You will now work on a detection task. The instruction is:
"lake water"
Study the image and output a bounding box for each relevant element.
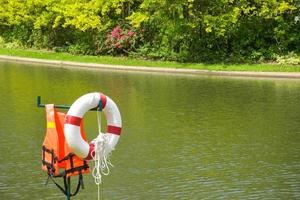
[0,61,300,199]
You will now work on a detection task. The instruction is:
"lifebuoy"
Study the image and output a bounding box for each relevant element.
[64,92,122,160]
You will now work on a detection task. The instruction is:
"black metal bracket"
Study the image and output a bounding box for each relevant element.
[37,96,101,111]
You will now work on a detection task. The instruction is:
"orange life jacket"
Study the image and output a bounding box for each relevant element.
[42,104,90,177]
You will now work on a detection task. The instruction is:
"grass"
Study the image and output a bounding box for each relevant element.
[0,47,300,72]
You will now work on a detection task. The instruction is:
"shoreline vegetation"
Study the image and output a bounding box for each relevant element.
[1,48,300,78]
[1,1,299,67]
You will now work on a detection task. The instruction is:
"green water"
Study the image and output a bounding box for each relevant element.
[0,61,300,200]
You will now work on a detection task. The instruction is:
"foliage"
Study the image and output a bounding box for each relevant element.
[102,26,143,55]
[0,36,5,47]
[68,43,93,55]
[276,52,300,65]
[0,0,299,63]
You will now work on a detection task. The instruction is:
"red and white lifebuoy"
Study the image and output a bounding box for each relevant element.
[64,92,122,160]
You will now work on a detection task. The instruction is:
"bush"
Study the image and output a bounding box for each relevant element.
[130,43,181,62]
[276,52,300,65]
[53,46,68,53]
[0,36,5,47]
[68,43,93,55]
[3,41,23,49]
[0,36,23,49]
[102,26,143,55]
[28,30,51,49]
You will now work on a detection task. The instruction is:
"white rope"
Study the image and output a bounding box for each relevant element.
[91,108,113,200]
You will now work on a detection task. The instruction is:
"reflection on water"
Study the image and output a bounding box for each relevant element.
[0,61,300,199]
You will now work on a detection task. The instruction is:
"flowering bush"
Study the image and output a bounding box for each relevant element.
[103,26,143,55]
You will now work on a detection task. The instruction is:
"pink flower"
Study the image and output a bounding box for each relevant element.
[128,30,135,37]
[111,26,122,38]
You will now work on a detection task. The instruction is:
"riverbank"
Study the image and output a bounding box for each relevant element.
[1,55,300,79]
[0,48,300,78]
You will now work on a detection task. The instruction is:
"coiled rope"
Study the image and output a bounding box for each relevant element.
[91,107,113,200]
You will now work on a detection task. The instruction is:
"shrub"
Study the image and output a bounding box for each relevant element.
[68,43,93,55]
[276,52,300,65]
[103,26,143,55]
[0,36,5,47]
[53,46,68,53]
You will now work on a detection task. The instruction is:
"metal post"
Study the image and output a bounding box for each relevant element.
[66,177,71,200]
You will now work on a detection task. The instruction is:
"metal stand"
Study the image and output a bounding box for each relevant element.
[66,177,71,200]
[37,96,100,111]
[38,95,97,200]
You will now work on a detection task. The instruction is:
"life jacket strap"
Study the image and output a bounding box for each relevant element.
[42,146,89,177]
[46,173,84,198]
[42,146,88,199]
[42,146,58,175]
[56,153,89,177]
